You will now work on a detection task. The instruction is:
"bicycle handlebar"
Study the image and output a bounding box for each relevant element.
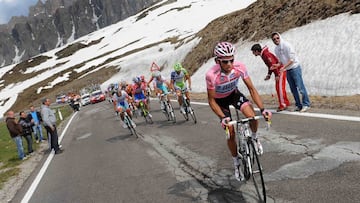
[227,116,262,126]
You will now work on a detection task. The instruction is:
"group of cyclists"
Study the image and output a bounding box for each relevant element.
[106,41,273,182]
[107,62,192,128]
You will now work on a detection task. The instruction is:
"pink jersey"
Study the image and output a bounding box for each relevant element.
[206,61,249,98]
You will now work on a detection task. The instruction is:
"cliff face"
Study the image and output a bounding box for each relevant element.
[0,0,159,67]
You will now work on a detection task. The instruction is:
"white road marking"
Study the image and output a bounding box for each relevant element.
[21,112,78,203]
[191,101,360,122]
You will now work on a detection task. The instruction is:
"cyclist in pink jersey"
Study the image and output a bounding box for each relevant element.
[206,41,272,181]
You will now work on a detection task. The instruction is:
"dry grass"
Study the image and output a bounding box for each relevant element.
[190,93,360,112]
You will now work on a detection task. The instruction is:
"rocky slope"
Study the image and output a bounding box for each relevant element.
[0,0,160,67]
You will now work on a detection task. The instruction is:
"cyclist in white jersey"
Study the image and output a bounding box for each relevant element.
[206,42,271,181]
[112,88,135,128]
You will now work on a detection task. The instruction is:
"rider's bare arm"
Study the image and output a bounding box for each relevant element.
[185,74,191,89]
[207,89,226,119]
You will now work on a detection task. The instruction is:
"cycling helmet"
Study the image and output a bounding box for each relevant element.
[174,63,183,71]
[133,76,141,83]
[152,71,161,77]
[214,42,235,58]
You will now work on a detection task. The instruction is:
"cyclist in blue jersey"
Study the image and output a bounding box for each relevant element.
[147,71,172,111]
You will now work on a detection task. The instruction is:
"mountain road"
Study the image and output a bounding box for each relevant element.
[12,99,360,203]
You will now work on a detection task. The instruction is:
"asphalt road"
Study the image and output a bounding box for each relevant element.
[12,99,360,203]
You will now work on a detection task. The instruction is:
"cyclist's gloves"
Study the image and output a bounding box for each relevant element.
[261,109,272,121]
[221,117,231,129]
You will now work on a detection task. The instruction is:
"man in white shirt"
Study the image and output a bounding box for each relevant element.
[271,32,311,112]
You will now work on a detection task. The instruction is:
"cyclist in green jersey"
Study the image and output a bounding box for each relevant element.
[170,63,192,114]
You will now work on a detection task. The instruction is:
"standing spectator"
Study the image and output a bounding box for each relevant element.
[271,32,311,112]
[5,110,27,160]
[28,105,44,143]
[19,111,34,155]
[251,43,290,111]
[41,98,63,154]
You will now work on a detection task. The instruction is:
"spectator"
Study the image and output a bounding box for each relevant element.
[5,110,27,160]
[271,32,311,112]
[41,98,63,154]
[28,105,45,143]
[251,43,290,111]
[19,111,34,155]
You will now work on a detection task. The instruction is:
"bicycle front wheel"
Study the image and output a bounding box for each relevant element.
[188,106,197,124]
[144,110,153,124]
[249,140,266,202]
[167,104,176,123]
[124,116,138,138]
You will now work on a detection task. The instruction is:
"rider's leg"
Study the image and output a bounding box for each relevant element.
[176,89,183,106]
[126,108,132,119]
[118,107,125,121]
[240,103,258,133]
[185,90,191,103]
[241,103,263,154]
[227,125,238,157]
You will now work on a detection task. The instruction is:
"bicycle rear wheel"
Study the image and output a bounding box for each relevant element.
[249,140,266,202]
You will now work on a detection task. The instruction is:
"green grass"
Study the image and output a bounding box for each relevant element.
[0,104,73,189]
[0,168,20,189]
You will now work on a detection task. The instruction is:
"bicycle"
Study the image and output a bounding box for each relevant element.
[160,93,176,123]
[226,112,271,203]
[122,111,138,138]
[179,89,197,124]
[138,100,153,124]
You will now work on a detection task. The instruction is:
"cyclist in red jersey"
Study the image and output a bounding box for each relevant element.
[206,42,272,181]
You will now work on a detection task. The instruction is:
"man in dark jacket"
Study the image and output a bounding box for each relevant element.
[5,110,27,160]
[19,111,34,155]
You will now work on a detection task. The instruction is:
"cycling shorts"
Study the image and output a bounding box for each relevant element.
[215,89,250,119]
[117,101,129,110]
[157,84,168,94]
[174,82,186,91]
[134,93,147,102]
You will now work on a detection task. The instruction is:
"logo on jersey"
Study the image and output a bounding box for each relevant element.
[215,78,239,93]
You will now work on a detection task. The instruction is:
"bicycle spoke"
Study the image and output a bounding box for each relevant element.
[249,141,266,202]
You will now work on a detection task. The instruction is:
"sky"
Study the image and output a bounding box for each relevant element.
[0,0,40,24]
[0,0,359,118]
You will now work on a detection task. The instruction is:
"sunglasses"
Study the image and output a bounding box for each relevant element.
[272,37,280,41]
[219,59,234,64]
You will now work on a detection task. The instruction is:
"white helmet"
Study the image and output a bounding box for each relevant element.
[214,42,235,58]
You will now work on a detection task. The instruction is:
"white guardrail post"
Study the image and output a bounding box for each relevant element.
[58,108,63,121]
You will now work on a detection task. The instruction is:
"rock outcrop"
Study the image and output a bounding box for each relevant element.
[0,0,159,67]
